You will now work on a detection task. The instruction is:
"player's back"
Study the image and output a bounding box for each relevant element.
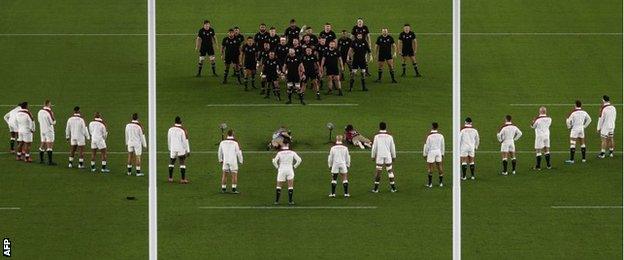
[498,123,521,142]
[329,144,349,165]
[567,109,590,129]
[532,116,551,136]
[37,109,54,132]
[89,120,107,141]
[15,111,33,131]
[459,127,479,148]
[425,131,445,152]
[66,115,86,138]
[125,121,143,144]
[599,105,617,128]
[274,149,300,170]
[218,139,240,163]
[372,131,395,157]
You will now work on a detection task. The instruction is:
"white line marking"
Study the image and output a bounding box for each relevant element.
[199,206,377,209]
[206,103,358,107]
[0,207,21,210]
[551,206,622,209]
[0,104,54,107]
[0,32,620,36]
[0,150,608,155]
[510,103,623,107]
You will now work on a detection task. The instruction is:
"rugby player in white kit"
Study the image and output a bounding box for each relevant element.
[371,122,397,193]
[37,100,56,165]
[596,95,617,158]
[328,135,351,197]
[218,130,243,193]
[12,102,36,162]
[272,139,302,205]
[459,117,479,180]
[565,100,592,164]
[423,122,445,187]
[531,107,552,170]
[168,116,191,183]
[125,113,147,176]
[497,115,522,175]
[65,106,90,169]
[88,112,109,173]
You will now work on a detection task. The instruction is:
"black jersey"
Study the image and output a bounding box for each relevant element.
[257,49,270,63]
[235,34,245,45]
[222,36,241,56]
[300,40,316,52]
[316,44,329,59]
[376,35,395,54]
[338,37,352,55]
[304,33,318,45]
[399,31,416,51]
[284,26,301,43]
[275,44,290,63]
[302,54,318,75]
[254,31,269,47]
[242,45,257,62]
[351,25,370,39]
[290,45,303,58]
[350,39,370,60]
[285,55,302,80]
[263,58,280,75]
[198,28,216,47]
[319,30,336,42]
[322,49,340,67]
[266,35,280,49]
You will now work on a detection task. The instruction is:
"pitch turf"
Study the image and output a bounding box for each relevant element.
[461,0,623,258]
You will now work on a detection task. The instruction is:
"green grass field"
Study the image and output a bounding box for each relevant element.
[461,0,623,258]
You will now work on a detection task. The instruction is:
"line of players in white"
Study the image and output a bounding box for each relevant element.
[4,95,617,204]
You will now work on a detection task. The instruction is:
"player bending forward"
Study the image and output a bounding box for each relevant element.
[4,102,23,153]
[423,122,445,187]
[328,135,351,197]
[12,102,35,162]
[65,106,90,168]
[168,116,190,183]
[497,115,522,175]
[531,107,552,170]
[125,113,147,176]
[597,95,617,158]
[37,100,56,165]
[272,140,302,205]
[459,117,479,180]
[371,122,397,193]
[565,100,591,164]
[218,130,243,193]
[88,112,109,173]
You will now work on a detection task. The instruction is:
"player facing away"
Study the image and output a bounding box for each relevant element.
[347,33,371,91]
[4,103,23,153]
[195,20,217,77]
[597,95,617,158]
[397,24,421,77]
[302,47,321,100]
[88,112,109,173]
[221,29,242,84]
[423,122,445,187]
[37,100,56,165]
[12,102,35,162]
[531,107,552,170]
[459,117,479,180]
[125,113,147,176]
[262,51,281,100]
[168,116,191,183]
[374,28,398,83]
[283,48,306,105]
[565,100,592,164]
[65,106,90,168]
[320,41,344,96]
[240,37,258,91]
[218,130,243,193]
[371,122,398,193]
[497,115,523,175]
[272,140,302,205]
[328,135,351,198]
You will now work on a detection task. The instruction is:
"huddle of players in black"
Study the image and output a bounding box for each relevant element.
[195,18,422,105]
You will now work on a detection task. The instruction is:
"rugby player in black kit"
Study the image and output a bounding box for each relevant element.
[283,49,306,105]
[319,23,337,43]
[302,47,321,100]
[320,41,344,96]
[351,18,371,76]
[221,29,243,84]
[240,37,258,91]
[254,23,269,48]
[374,28,398,83]
[262,51,281,100]
[195,20,218,77]
[398,24,421,77]
[284,19,301,45]
[347,33,370,91]
[337,30,352,80]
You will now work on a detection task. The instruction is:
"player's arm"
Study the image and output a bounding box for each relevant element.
[29,117,36,132]
[185,136,191,155]
[239,46,244,64]
[320,57,325,74]
[345,150,351,168]
[195,37,201,51]
[327,151,332,168]
[397,39,402,56]
[413,38,418,56]
[441,135,445,156]
[475,131,480,150]
[236,143,243,164]
[298,63,305,79]
[422,141,428,158]
[124,126,129,146]
[3,111,10,124]
[293,153,302,168]
[338,57,344,72]
[584,113,592,128]
[374,44,379,60]
[272,156,279,169]
[496,130,503,143]
[141,129,147,148]
[514,128,523,141]
[392,42,397,57]
[83,120,90,140]
[65,119,71,140]
[220,38,226,59]
[390,137,397,158]
[217,143,223,162]
[347,47,353,61]
[370,137,377,159]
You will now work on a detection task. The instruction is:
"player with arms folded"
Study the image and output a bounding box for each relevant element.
[218,130,243,193]
[459,117,479,180]
[168,116,190,183]
[88,112,109,173]
[65,106,89,168]
[272,139,302,205]
[565,100,591,164]
[37,100,56,165]
[531,107,552,170]
[423,122,445,187]
[328,135,351,198]
[596,95,617,158]
[125,113,147,176]
[371,122,397,193]
[497,115,522,175]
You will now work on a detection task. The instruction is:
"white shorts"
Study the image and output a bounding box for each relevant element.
[330,163,348,174]
[570,128,585,139]
[17,132,33,143]
[222,162,239,173]
[500,141,516,153]
[534,135,550,149]
[70,138,86,146]
[40,131,55,143]
[600,128,614,138]
[169,150,186,159]
[127,144,142,155]
[426,150,443,163]
[375,156,392,165]
[277,169,294,182]
[459,146,475,157]
[91,139,107,150]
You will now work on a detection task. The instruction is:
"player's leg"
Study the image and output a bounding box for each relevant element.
[426,162,434,187]
[243,69,250,90]
[234,63,242,84]
[275,181,284,204]
[510,151,517,174]
[460,156,468,180]
[126,151,134,175]
[23,141,32,162]
[15,135,23,160]
[329,172,338,197]
[360,69,368,91]
[387,59,397,83]
[326,75,334,94]
[100,148,108,172]
[135,152,143,176]
[468,156,476,179]
[341,172,350,197]
[376,61,384,82]
[90,148,98,172]
[179,155,188,183]
[313,79,321,99]
[534,148,542,170]
[168,154,177,182]
[77,145,85,169]
[349,69,356,91]
[501,151,509,175]
[69,144,77,168]
[38,140,46,163]
[197,55,206,77]
[401,56,407,77]
[543,147,551,169]
[209,55,217,76]
[333,75,343,96]
[287,178,295,205]
[566,137,576,163]
[272,80,281,100]
[372,164,382,192]
[296,83,305,105]
[410,56,421,77]
[436,161,444,186]
[608,135,615,157]
[286,82,293,104]
[9,131,17,153]
[579,138,587,162]
[46,140,55,165]
[231,171,238,193]
[386,163,398,192]
[222,61,231,84]
[221,166,228,192]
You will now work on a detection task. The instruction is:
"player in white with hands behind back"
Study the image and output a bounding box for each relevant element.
[125,113,147,176]
[531,107,552,171]
[218,129,243,193]
[497,115,522,175]
[88,112,109,173]
[423,122,445,187]
[37,100,56,165]
[328,135,351,198]
[596,95,617,158]
[371,122,397,193]
[168,116,191,183]
[272,139,301,205]
[65,106,90,169]
[565,100,591,164]
[459,117,479,180]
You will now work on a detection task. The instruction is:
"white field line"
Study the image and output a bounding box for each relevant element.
[0,150,608,155]
[206,103,358,107]
[510,103,623,107]
[551,206,622,209]
[0,207,21,210]
[0,32,621,36]
[198,206,377,209]
[0,104,54,107]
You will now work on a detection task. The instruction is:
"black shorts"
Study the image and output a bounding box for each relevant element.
[378,52,393,62]
[200,46,214,56]
[244,59,256,70]
[401,48,414,57]
[325,65,339,76]
[352,58,367,70]
[265,73,278,82]
[304,72,318,81]
[224,54,240,65]
[287,74,300,83]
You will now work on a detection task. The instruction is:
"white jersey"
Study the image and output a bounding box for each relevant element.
[497,123,522,143]
[423,130,445,156]
[88,118,108,142]
[272,149,302,171]
[65,114,90,141]
[566,108,591,131]
[4,106,20,130]
[597,103,617,131]
[531,115,551,137]
[37,107,56,133]
[371,130,396,159]
[168,124,191,154]
[328,142,351,168]
[13,110,36,133]
[125,120,147,147]
[218,137,243,165]
[459,125,479,150]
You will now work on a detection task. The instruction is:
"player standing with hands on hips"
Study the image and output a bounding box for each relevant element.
[125,113,147,176]
[459,117,479,180]
[565,100,591,164]
[272,139,302,205]
[497,115,522,175]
